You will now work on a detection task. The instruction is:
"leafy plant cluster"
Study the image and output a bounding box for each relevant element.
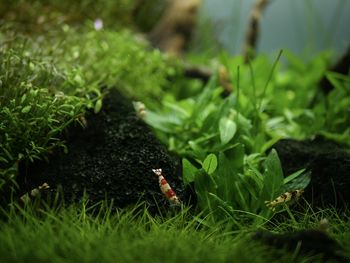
[144,51,350,225]
[316,72,350,146]
[258,51,350,145]
[0,24,176,194]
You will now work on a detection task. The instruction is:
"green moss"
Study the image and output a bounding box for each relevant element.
[0,23,178,193]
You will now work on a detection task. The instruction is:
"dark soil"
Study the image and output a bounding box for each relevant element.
[273,138,350,209]
[18,88,189,212]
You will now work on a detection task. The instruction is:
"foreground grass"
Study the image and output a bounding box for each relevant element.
[0,203,349,263]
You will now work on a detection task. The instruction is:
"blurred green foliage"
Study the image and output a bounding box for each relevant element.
[0,0,136,32]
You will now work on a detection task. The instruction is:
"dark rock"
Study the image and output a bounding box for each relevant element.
[273,138,350,209]
[252,230,348,262]
[18,88,188,212]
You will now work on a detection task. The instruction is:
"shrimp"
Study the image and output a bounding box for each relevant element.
[265,189,303,211]
[152,168,181,205]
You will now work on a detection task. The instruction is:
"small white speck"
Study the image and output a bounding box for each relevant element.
[94,19,103,31]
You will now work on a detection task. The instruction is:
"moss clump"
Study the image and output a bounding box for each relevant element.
[0,44,91,200]
[0,23,178,197]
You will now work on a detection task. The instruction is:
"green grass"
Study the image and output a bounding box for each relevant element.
[0,202,349,263]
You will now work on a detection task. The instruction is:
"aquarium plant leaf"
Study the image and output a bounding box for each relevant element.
[219,116,237,145]
[202,153,218,175]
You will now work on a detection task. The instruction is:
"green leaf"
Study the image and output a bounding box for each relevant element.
[225,143,244,171]
[20,94,27,104]
[219,117,237,145]
[213,144,244,203]
[233,180,250,210]
[163,101,190,118]
[261,149,284,202]
[283,171,311,192]
[21,105,32,113]
[283,168,306,184]
[94,99,103,113]
[208,192,234,214]
[0,156,9,164]
[1,147,14,161]
[144,111,174,133]
[194,168,217,210]
[188,141,206,160]
[182,158,198,185]
[202,153,218,175]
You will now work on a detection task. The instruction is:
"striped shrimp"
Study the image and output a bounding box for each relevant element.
[265,189,304,211]
[152,168,181,205]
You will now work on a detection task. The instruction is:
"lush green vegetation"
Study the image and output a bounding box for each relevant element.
[1,0,350,262]
[0,23,175,194]
[144,51,350,225]
[0,202,349,263]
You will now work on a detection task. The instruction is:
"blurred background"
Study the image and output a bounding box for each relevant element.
[1,0,349,59]
[195,0,350,58]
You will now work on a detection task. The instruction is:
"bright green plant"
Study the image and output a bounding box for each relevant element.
[182,148,310,226]
[15,24,177,104]
[144,54,314,225]
[145,49,349,153]
[0,21,177,195]
[0,44,94,182]
[52,26,175,102]
[144,50,349,225]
